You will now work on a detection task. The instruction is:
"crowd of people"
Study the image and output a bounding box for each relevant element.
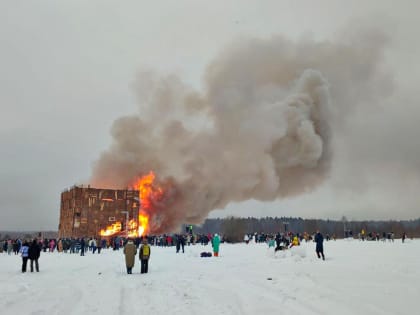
[242,230,411,261]
[0,229,410,273]
[356,230,402,242]
[1,239,42,273]
[244,231,328,246]
[243,231,326,259]
[0,232,224,274]
[0,237,109,256]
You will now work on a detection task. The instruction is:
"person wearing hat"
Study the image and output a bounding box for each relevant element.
[212,233,221,257]
[123,238,137,274]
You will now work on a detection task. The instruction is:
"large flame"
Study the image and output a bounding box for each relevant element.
[137,214,149,237]
[99,171,160,237]
[134,171,162,236]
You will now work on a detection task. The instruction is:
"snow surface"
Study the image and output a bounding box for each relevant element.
[1,239,419,315]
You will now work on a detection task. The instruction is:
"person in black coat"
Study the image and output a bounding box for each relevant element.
[275,233,281,248]
[314,231,325,260]
[28,239,41,272]
[80,238,86,256]
[176,235,185,253]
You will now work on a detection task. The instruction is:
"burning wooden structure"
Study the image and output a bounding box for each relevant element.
[58,186,140,238]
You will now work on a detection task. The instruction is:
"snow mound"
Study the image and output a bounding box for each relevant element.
[273,250,287,259]
[290,246,307,259]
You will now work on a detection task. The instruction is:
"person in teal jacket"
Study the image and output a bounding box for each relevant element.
[212,234,221,257]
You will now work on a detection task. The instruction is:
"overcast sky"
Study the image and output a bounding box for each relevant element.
[1,1,420,231]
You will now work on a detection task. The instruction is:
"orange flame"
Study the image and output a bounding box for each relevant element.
[98,171,160,237]
[134,171,160,236]
[137,172,156,210]
[99,222,122,236]
[138,214,149,237]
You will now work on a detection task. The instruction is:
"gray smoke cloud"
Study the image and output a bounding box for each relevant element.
[91,29,390,233]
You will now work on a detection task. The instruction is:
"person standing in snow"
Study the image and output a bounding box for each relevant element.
[20,241,30,272]
[57,239,63,252]
[212,233,221,257]
[314,231,325,260]
[123,239,137,274]
[244,234,249,244]
[290,235,300,248]
[102,238,108,250]
[176,235,185,253]
[91,238,97,254]
[175,235,181,253]
[96,238,102,254]
[80,238,86,256]
[49,239,55,252]
[13,240,20,255]
[275,233,282,248]
[28,239,41,272]
[7,239,12,255]
[139,238,151,274]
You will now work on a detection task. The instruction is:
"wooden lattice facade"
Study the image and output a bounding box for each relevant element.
[58,186,139,238]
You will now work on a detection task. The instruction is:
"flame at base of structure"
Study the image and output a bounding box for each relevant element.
[99,222,122,236]
[99,171,157,238]
[99,214,149,238]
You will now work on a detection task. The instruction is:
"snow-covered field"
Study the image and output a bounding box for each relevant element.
[1,239,419,315]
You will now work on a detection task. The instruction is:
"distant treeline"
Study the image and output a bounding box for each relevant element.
[3,216,420,241]
[187,217,420,242]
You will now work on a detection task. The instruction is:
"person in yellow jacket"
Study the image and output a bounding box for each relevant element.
[290,236,300,248]
[139,237,151,274]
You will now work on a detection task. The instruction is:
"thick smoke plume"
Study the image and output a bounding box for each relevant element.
[91,31,389,233]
